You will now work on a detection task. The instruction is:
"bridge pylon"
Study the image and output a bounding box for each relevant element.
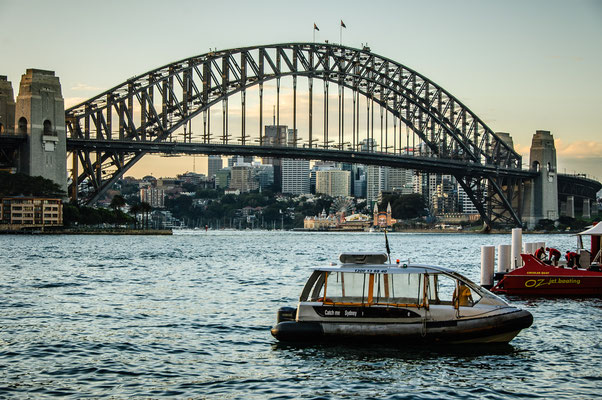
[15,69,67,195]
[523,130,559,228]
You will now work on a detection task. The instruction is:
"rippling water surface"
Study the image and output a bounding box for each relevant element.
[1,231,601,399]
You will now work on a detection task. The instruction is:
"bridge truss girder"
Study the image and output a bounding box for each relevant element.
[66,43,526,227]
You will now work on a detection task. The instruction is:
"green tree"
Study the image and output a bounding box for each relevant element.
[130,203,142,228]
[0,171,65,197]
[379,193,427,220]
[62,204,80,227]
[110,194,126,210]
[140,202,152,229]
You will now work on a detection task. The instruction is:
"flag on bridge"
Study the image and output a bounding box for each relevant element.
[314,23,319,31]
[341,20,346,28]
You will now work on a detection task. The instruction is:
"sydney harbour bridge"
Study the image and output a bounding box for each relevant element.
[2,42,599,228]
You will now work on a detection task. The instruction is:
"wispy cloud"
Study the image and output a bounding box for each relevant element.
[71,83,103,92]
[555,139,602,159]
[64,97,87,108]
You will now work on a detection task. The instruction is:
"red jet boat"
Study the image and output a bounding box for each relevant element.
[491,254,602,296]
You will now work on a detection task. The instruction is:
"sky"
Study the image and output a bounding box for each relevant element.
[1,0,601,180]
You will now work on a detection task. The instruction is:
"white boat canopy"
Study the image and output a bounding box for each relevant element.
[577,223,602,236]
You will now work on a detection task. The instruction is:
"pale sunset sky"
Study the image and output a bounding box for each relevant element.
[1,0,600,180]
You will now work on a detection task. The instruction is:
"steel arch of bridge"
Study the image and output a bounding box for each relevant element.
[66,42,531,227]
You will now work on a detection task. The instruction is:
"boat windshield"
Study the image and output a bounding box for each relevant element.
[300,270,482,308]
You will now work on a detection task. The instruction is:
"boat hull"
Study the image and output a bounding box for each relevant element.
[271,309,533,344]
[492,255,602,296]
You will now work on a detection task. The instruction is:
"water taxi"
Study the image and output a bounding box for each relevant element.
[271,253,533,344]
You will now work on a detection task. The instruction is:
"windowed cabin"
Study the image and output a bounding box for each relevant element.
[299,267,482,309]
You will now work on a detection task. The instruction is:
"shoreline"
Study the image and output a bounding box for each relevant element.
[0,229,173,235]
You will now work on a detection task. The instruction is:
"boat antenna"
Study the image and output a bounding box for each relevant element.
[384,229,391,264]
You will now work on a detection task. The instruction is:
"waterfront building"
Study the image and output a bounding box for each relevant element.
[373,202,396,228]
[0,197,62,229]
[339,213,372,231]
[282,159,310,195]
[315,169,351,197]
[303,209,338,230]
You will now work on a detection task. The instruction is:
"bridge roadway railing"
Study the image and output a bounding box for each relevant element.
[67,138,535,179]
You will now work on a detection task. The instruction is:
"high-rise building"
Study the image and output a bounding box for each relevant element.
[366,165,387,208]
[229,165,259,192]
[251,163,274,190]
[262,124,289,192]
[353,165,367,198]
[457,183,480,215]
[215,168,231,189]
[387,168,413,194]
[282,159,310,195]
[431,176,457,215]
[228,156,253,168]
[309,161,337,194]
[316,169,351,197]
[205,155,223,178]
[140,187,165,208]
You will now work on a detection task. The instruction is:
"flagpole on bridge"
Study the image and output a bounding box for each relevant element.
[340,20,346,45]
[313,23,319,42]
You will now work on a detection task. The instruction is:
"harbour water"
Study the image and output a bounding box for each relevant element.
[1,231,601,399]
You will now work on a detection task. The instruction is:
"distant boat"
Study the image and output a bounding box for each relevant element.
[491,254,602,296]
[271,252,533,344]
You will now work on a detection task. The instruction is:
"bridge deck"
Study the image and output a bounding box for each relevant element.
[67,138,537,179]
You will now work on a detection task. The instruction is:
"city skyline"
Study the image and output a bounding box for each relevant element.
[2,0,600,179]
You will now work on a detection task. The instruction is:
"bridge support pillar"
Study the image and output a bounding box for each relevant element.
[583,198,590,219]
[522,130,559,228]
[16,69,67,195]
[566,196,575,218]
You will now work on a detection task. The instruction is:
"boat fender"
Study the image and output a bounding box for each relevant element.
[270,321,324,341]
[276,306,297,323]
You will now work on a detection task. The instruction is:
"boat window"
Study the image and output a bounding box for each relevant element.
[427,274,482,307]
[318,272,369,303]
[457,281,482,306]
[428,274,456,305]
[373,272,423,306]
[307,271,427,306]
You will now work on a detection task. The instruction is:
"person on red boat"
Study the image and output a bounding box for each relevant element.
[546,247,561,266]
[534,247,546,261]
[566,251,580,269]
